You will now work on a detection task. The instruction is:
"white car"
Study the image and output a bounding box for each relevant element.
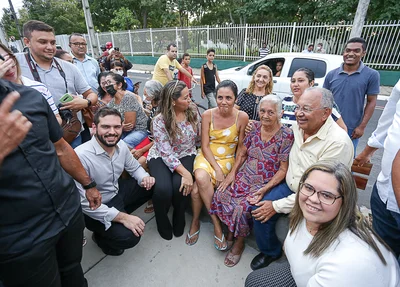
[218,53,343,99]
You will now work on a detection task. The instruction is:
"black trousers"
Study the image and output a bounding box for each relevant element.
[0,209,87,287]
[84,177,152,251]
[148,155,195,240]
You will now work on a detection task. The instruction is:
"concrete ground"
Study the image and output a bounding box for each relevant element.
[81,64,394,286]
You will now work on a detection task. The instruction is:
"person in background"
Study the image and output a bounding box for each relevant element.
[69,33,100,93]
[187,80,248,250]
[275,60,283,77]
[55,49,74,63]
[110,61,137,95]
[152,43,196,86]
[147,80,200,240]
[210,95,293,267]
[246,161,400,287]
[104,49,132,77]
[282,68,347,131]
[316,43,326,54]
[324,37,379,152]
[201,48,221,109]
[302,44,314,53]
[0,43,62,125]
[235,65,273,121]
[259,42,270,58]
[178,53,193,95]
[105,72,148,149]
[97,71,112,103]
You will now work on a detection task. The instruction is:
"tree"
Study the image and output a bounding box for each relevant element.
[1,8,20,39]
[110,7,141,31]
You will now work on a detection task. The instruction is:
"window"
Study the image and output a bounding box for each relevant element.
[247,58,285,76]
[288,58,327,78]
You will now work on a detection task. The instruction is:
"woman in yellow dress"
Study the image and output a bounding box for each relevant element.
[186,80,249,249]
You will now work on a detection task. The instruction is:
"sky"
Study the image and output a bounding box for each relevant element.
[0,0,24,18]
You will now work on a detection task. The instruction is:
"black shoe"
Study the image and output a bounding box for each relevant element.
[250,252,282,270]
[91,233,124,256]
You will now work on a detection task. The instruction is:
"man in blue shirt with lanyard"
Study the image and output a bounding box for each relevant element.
[16,20,98,148]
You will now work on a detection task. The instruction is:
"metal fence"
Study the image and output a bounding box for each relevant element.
[56,20,400,70]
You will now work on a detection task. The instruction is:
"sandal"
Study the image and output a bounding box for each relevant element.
[224,247,245,267]
[227,240,234,251]
[185,229,200,246]
[214,234,228,251]
[144,203,154,213]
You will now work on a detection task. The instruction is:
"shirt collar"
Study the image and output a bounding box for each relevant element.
[339,61,365,74]
[29,52,57,69]
[70,52,89,62]
[90,135,120,156]
[296,116,334,144]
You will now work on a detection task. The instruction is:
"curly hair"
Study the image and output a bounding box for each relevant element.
[245,65,273,95]
[158,80,198,141]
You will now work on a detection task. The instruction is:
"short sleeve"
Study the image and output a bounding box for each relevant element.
[278,128,294,162]
[367,70,380,95]
[158,56,170,69]
[323,71,332,89]
[236,89,247,106]
[175,60,182,70]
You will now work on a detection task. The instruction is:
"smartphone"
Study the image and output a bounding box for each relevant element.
[114,47,120,51]
[60,93,74,103]
[0,54,5,61]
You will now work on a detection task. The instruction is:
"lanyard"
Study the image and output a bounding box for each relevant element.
[24,51,68,94]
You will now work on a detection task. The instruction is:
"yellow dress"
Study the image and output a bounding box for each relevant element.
[194,110,239,185]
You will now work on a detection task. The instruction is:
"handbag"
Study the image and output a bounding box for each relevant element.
[61,112,81,143]
[81,100,107,127]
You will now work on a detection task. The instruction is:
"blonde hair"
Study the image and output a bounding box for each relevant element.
[246,65,273,95]
[158,80,198,141]
[0,43,21,79]
[290,161,390,264]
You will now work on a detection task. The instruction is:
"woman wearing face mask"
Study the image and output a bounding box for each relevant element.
[106,72,148,149]
[235,65,274,121]
[282,68,347,131]
[97,71,113,103]
[111,62,136,94]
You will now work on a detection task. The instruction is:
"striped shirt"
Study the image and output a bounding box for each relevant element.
[21,76,59,115]
[259,47,270,58]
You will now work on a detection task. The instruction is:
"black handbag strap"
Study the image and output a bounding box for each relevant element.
[24,51,68,94]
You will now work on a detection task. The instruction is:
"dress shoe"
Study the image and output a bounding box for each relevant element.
[92,233,124,256]
[250,252,282,270]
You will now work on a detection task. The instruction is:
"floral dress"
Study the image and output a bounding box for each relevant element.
[210,122,294,237]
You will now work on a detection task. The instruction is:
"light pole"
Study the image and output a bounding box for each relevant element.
[81,0,99,57]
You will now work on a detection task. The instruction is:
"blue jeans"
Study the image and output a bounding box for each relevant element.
[347,129,359,155]
[122,130,148,149]
[370,182,400,264]
[70,134,82,149]
[252,182,293,258]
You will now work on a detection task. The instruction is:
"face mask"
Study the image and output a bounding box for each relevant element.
[106,84,117,96]
[112,69,124,76]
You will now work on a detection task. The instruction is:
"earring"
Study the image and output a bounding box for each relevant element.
[173,102,176,106]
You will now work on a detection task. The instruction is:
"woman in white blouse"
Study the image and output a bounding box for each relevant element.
[246,161,400,287]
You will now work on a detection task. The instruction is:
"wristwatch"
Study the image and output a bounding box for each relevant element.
[83,180,96,190]
[86,99,92,107]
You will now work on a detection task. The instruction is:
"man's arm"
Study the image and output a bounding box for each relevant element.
[352,95,377,139]
[200,66,205,98]
[0,91,32,166]
[162,68,174,81]
[54,138,101,209]
[215,64,221,84]
[392,149,400,208]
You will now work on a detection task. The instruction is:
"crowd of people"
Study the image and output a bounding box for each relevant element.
[0,18,399,287]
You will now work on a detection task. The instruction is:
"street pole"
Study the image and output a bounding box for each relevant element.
[350,0,371,38]
[0,24,8,45]
[81,0,99,57]
[8,0,23,39]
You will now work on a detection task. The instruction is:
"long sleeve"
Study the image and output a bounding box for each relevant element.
[122,142,150,184]
[367,81,400,149]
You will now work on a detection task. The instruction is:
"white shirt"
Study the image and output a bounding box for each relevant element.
[285,220,400,287]
[366,80,400,213]
[74,136,150,230]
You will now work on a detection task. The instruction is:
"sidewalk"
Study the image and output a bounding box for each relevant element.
[128,64,393,98]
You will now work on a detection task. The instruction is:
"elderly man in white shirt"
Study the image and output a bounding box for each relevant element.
[250,87,353,271]
[356,79,400,263]
[74,107,155,256]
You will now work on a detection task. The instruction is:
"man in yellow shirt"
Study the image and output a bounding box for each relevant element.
[153,43,196,86]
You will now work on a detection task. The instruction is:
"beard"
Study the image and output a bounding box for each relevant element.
[95,131,122,147]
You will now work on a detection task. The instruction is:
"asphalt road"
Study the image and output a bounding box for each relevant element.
[129,72,386,209]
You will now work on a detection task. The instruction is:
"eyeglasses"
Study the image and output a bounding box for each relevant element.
[299,182,342,205]
[70,42,87,47]
[294,105,326,114]
[105,80,116,85]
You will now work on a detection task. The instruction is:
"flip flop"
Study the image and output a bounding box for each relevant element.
[185,229,200,246]
[214,234,228,251]
[224,247,245,267]
[144,203,154,213]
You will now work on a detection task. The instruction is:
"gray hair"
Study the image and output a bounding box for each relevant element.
[144,80,163,102]
[305,87,334,109]
[258,94,282,122]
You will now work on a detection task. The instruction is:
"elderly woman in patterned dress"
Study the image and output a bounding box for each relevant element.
[210,94,294,267]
